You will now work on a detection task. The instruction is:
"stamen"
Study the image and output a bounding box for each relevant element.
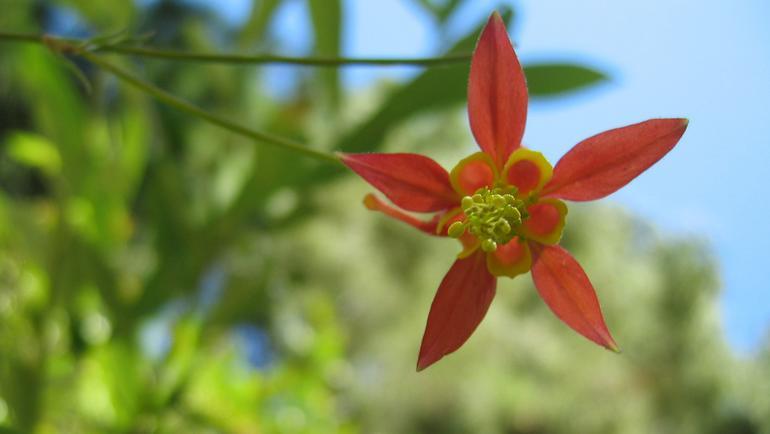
[447,221,466,238]
[448,187,529,251]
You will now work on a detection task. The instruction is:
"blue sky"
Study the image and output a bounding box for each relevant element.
[203,0,770,352]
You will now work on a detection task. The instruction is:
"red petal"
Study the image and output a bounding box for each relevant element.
[363,194,442,235]
[340,152,459,212]
[542,119,688,201]
[417,250,496,371]
[530,244,619,351]
[468,12,528,170]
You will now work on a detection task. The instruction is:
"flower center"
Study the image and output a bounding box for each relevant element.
[447,187,529,252]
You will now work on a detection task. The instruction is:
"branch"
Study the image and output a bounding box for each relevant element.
[0,31,471,67]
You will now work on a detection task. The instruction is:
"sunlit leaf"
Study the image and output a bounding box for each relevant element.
[76,342,146,429]
[5,132,62,176]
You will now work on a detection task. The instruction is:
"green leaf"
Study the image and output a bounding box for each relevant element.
[524,63,608,97]
[237,0,284,49]
[14,46,86,164]
[414,0,464,23]
[308,0,343,107]
[157,316,203,405]
[76,342,146,429]
[5,132,62,176]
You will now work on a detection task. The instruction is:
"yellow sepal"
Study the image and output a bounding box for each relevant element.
[486,238,532,278]
[449,152,498,196]
[520,199,568,245]
[502,148,553,195]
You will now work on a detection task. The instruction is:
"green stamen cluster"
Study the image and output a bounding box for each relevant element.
[447,187,529,252]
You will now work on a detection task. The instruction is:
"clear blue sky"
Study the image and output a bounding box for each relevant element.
[203,0,770,353]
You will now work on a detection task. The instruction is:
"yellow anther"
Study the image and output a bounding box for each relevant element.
[497,220,511,235]
[461,196,475,210]
[447,221,466,238]
[503,205,520,220]
[481,239,498,252]
[491,194,506,208]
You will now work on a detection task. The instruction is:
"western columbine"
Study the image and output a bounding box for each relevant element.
[340,12,688,371]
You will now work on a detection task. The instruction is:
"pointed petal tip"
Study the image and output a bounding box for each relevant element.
[603,337,621,353]
[671,117,689,136]
[416,357,430,372]
[417,350,443,372]
[665,117,689,132]
[591,333,621,354]
[668,118,689,129]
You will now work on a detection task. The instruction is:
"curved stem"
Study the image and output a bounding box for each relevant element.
[0,31,471,67]
[0,31,40,43]
[77,50,342,164]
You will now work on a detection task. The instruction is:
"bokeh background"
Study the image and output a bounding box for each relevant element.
[1,0,769,433]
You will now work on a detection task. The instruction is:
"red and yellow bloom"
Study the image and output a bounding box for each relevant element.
[340,12,688,371]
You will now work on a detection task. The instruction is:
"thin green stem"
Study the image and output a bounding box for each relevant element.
[0,31,471,67]
[77,50,341,164]
[103,45,471,66]
[0,31,41,44]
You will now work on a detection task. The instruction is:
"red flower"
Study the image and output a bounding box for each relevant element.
[339,12,688,371]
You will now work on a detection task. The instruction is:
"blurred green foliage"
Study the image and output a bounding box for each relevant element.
[523,64,607,98]
[0,1,768,433]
